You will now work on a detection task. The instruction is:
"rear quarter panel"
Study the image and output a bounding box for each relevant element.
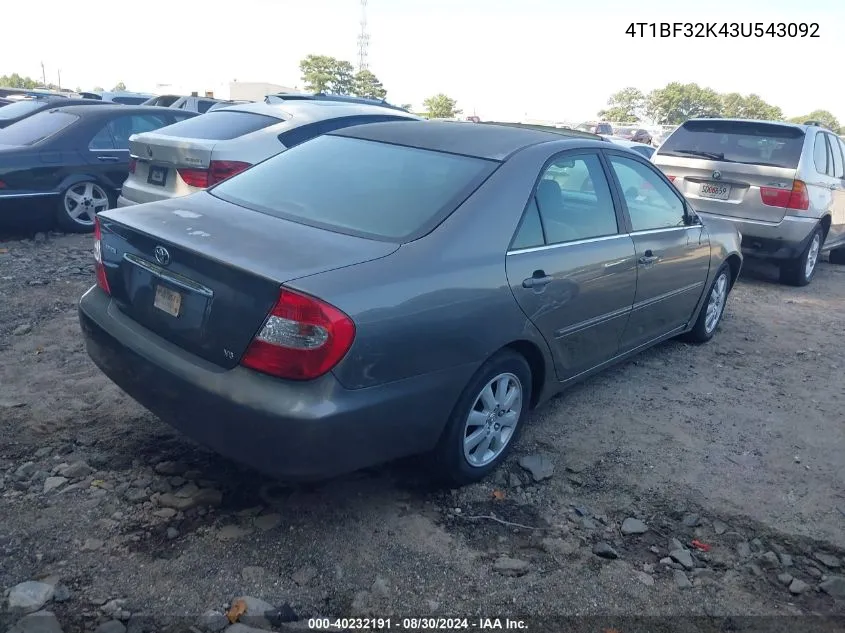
[289,142,567,394]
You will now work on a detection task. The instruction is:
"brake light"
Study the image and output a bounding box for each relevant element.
[93,216,111,295]
[241,288,355,380]
[667,175,676,182]
[128,157,137,174]
[0,179,6,189]
[177,167,209,188]
[208,160,251,186]
[760,180,810,210]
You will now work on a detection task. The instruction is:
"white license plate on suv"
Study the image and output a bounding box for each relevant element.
[699,182,731,200]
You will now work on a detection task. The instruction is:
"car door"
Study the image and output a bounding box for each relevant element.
[823,133,845,248]
[87,113,169,189]
[606,151,711,352]
[506,151,638,382]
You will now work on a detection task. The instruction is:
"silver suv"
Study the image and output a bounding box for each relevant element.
[653,118,845,285]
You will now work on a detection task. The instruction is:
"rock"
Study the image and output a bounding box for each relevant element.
[153,508,177,519]
[101,599,131,620]
[542,537,579,557]
[158,488,222,510]
[779,553,794,568]
[241,566,267,583]
[7,611,64,633]
[169,476,186,487]
[660,557,673,565]
[52,586,71,603]
[819,576,845,598]
[8,582,56,613]
[175,482,200,498]
[371,576,391,598]
[166,527,179,540]
[292,565,317,586]
[518,454,554,482]
[493,556,530,576]
[592,542,618,560]
[154,461,187,476]
[750,538,764,552]
[232,596,275,629]
[217,525,252,541]
[807,566,823,579]
[567,474,584,486]
[264,604,298,627]
[760,551,781,569]
[634,571,655,586]
[736,542,752,558]
[254,514,282,532]
[713,520,728,535]
[13,324,33,336]
[58,462,93,479]
[15,462,37,479]
[670,538,685,552]
[82,538,104,551]
[789,578,809,595]
[581,517,597,530]
[643,563,655,573]
[198,610,229,632]
[621,518,648,535]
[94,622,126,633]
[34,447,53,459]
[747,563,764,578]
[674,570,692,589]
[682,513,700,527]
[42,477,68,494]
[814,552,842,569]
[184,469,203,480]
[670,549,694,570]
[777,573,794,586]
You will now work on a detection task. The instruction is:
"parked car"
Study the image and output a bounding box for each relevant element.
[0,105,197,232]
[263,92,411,113]
[117,100,421,207]
[603,136,655,159]
[92,91,157,105]
[141,94,225,113]
[80,121,741,485]
[577,121,613,135]
[614,126,653,145]
[0,97,109,129]
[207,100,252,112]
[652,127,676,148]
[653,118,845,284]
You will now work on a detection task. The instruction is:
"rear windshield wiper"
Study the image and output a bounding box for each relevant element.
[661,149,730,161]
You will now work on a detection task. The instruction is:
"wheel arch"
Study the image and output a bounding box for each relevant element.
[56,173,118,198]
[502,339,550,409]
[820,214,832,244]
[724,253,742,288]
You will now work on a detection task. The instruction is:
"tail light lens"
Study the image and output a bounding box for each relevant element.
[760,180,810,210]
[128,157,137,174]
[667,175,676,182]
[0,179,7,189]
[93,216,111,295]
[177,161,251,190]
[241,288,355,381]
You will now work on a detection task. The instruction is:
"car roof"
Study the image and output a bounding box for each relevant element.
[221,100,421,123]
[685,117,811,131]
[332,120,605,161]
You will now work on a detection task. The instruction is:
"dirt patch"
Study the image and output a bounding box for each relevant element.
[1,232,844,632]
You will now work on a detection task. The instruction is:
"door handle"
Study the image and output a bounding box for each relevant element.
[522,271,553,289]
[638,249,659,266]
[97,155,120,162]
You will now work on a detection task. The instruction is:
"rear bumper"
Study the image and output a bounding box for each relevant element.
[78,286,473,480]
[696,212,818,260]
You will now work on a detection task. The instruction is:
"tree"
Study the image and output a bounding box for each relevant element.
[720,93,783,120]
[423,93,461,119]
[112,81,126,91]
[93,86,105,92]
[299,55,356,95]
[598,87,645,122]
[789,110,841,133]
[646,82,722,124]
[352,70,387,100]
[0,73,39,89]
[399,103,413,111]
[331,60,355,95]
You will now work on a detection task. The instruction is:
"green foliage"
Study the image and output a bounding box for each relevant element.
[598,87,645,123]
[299,55,383,97]
[399,103,413,111]
[112,81,126,91]
[720,93,783,120]
[646,82,722,124]
[423,93,462,119]
[0,73,40,89]
[352,69,386,100]
[788,110,841,133]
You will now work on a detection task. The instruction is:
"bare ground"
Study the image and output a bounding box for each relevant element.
[1,231,844,632]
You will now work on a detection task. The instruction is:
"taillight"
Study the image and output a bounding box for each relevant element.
[93,216,111,295]
[177,167,210,188]
[760,180,810,211]
[240,288,355,381]
[0,179,6,189]
[128,157,137,174]
[667,175,676,182]
[208,160,251,186]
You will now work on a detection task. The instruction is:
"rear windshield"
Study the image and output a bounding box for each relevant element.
[0,100,43,120]
[657,120,805,168]
[155,110,280,140]
[0,111,78,146]
[211,134,497,242]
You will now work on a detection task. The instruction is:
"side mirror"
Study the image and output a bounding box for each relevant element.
[684,204,700,225]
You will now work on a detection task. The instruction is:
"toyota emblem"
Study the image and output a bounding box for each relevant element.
[154,246,171,266]
[712,170,722,180]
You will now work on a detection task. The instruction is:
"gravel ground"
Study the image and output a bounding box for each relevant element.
[1,231,844,633]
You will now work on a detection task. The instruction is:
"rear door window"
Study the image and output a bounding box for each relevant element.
[658,120,805,169]
[827,133,844,178]
[153,110,281,140]
[609,154,686,231]
[112,96,148,105]
[197,100,216,113]
[813,132,831,175]
[107,114,169,149]
[0,111,78,146]
[211,134,497,242]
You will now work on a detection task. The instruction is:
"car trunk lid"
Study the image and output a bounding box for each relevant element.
[96,192,398,369]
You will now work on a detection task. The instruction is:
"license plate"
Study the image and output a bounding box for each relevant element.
[699,182,731,200]
[147,165,168,187]
[153,285,182,317]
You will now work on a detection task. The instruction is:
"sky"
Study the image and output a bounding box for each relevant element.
[2,0,844,124]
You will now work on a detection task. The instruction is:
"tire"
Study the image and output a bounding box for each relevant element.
[829,247,845,265]
[56,180,114,233]
[683,263,731,344]
[429,349,532,486]
[779,225,823,287]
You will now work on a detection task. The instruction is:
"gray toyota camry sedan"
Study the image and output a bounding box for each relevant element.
[79,121,742,485]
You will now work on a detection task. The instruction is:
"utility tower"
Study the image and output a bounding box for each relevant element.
[357,0,370,72]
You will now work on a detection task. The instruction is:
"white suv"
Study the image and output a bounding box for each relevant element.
[653,118,845,286]
[118,100,420,207]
